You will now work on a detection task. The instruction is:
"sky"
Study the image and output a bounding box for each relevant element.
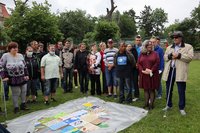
[1,0,200,26]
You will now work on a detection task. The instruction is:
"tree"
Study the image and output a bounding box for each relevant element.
[138,5,153,37]
[151,8,168,36]
[94,20,120,42]
[0,26,11,45]
[59,9,95,44]
[4,0,63,51]
[106,0,117,21]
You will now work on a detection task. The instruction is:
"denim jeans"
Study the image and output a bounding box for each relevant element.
[62,67,73,92]
[3,81,9,100]
[118,77,132,103]
[105,67,117,87]
[133,69,139,98]
[44,78,58,96]
[157,72,163,97]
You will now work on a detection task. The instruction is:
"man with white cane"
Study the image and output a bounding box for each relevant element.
[162,31,193,116]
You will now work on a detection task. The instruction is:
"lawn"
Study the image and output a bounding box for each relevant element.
[0,60,200,133]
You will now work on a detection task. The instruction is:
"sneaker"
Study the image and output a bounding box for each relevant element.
[44,101,49,105]
[180,110,186,115]
[75,86,78,89]
[14,107,20,114]
[51,98,57,102]
[113,95,118,99]
[162,106,172,111]
[20,103,29,110]
[132,98,139,102]
[107,94,112,98]
[156,96,162,99]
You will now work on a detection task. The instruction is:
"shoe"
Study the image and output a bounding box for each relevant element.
[162,106,172,111]
[118,100,124,104]
[156,96,162,99]
[113,95,118,99]
[31,100,37,104]
[26,100,31,104]
[20,103,29,110]
[180,110,186,115]
[51,98,57,102]
[14,107,20,114]
[44,101,49,105]
[106,94,112,98]
[132,98,139,102]
[75,86,78,89]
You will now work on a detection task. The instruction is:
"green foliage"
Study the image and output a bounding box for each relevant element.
[138,5,153,38]
[94,20,120,42]
[151,8,168,36]
[0,26,11,45]
[4,0,63,51]
[58,9,95,44]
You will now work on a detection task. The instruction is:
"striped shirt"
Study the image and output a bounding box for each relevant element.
[104,47,118,66]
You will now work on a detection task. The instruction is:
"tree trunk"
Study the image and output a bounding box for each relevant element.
[106,0,117,21]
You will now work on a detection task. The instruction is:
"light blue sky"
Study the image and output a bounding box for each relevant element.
[1,0,199,26]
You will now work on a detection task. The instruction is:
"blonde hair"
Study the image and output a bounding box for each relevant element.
[141,40,151,54]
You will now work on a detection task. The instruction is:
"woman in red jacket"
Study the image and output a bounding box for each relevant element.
[138,40,160,110]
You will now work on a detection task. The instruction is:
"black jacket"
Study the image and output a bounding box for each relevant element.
[74,50,89,71]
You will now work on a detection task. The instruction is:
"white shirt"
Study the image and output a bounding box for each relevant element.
[41,53,62,79]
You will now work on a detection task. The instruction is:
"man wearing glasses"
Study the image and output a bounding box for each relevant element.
[162,31,194,115]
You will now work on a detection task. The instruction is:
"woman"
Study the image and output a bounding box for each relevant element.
[88,43,101,95]
[99,42,107,94]
[0,42,29,113]
[25,46,39,103]
[138,40,160,110]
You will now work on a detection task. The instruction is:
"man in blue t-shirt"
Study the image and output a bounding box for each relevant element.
[114,42,136,104]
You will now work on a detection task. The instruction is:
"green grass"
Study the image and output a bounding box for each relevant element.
[1,60,200,133]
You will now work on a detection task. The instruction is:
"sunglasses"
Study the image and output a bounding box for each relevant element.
[173,36,179,39]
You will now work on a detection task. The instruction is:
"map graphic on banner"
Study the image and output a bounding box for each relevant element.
[34,102,110,133]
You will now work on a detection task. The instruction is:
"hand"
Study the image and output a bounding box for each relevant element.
[24,76,29,81]
[74,69,78,72]
[142,70,149,75]
[2,78,9,81]
[145,68,152,74]
[41,75,45,80]
[60,74,64,79]
[172,53,178,59]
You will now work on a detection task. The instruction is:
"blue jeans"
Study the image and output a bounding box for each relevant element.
[105,67,117,87]
[3,81,9,100]
[44,78,58,96]
[166,67,186,110]
[157,72,163,97]
[62,67,73,92]
[118,77,132,103]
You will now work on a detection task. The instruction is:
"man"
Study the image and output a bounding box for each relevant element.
[74,43,89,94]
[150,37,164,99]
[104,39,118,98]
[55,41,63,58]
[162,31,194,115]
[132,35,142,101]
[61,40,74,93]
[114,42,136,104]
[41,44,63,105]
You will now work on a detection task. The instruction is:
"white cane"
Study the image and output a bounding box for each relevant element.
[163,66,175,118]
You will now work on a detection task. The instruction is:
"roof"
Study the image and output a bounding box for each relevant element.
[0,3,10,18]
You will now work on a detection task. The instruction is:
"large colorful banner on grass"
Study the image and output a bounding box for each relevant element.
[6,97,148,133]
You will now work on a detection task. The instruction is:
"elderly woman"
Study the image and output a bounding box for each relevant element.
[138,40,160,110]
[0,42,29,113]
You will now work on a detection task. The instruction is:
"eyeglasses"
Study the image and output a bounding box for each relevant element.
[136,40,141,41]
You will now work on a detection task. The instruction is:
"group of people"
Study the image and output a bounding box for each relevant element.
[0,31,193,116]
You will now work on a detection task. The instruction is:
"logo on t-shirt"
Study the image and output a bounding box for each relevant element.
[117,56,127,65]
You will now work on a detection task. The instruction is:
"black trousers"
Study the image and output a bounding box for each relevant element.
[90,74,101,95]
[133,69,139,98]
[79,70,89,93]
[102,72,108,94]
[166,67,186,110]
